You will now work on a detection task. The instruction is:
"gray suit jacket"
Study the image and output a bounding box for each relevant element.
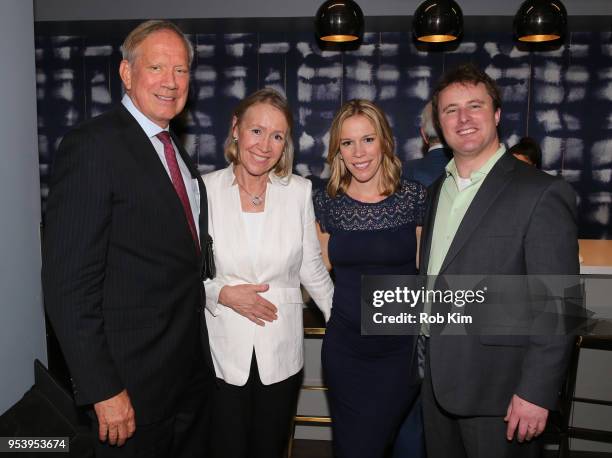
[420,153,579,416]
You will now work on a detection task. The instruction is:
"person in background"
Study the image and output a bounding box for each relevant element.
[420,63,578,458]
[508,136,542,168]
[202,88,333,458]
[403,101,452,187]
[314,99,426,458]
[43,20,214,457]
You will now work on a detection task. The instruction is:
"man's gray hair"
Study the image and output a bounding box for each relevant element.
[121,20,194,66]
[420,101,439,143]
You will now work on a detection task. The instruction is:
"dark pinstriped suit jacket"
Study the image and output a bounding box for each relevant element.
[43,104,213,424]
[420,153,579,417]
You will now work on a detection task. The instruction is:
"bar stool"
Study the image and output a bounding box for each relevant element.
[286,306,331,458]
[545,334,612,457]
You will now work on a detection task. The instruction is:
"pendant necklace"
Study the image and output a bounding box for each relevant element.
[236,178,266,206]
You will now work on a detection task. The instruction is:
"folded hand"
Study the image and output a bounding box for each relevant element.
[219,284,278,326]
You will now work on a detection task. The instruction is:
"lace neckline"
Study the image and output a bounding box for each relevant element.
[342,191,392,206]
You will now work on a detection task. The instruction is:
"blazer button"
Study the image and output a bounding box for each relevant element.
[70,378,78,396]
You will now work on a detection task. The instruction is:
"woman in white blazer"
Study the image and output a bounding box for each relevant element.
[202,88,333,458]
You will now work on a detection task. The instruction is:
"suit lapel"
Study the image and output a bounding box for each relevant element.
[252,178,278,276]
[170,131,207,255]
[220,167,258,281]
[420,177,444,273]
[438,153,515,273]
[116,106,198,258]
[117,106,185,221]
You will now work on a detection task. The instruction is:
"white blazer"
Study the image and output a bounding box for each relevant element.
[203,165,333,386]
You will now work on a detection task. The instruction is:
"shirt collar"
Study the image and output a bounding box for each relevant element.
[122,94,169,138]
[445,144,506,185]
[427,143,443,153]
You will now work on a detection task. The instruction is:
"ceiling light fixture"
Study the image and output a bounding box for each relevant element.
[315,0,364,43]
[514,0,567,43]
[412,0,464,43]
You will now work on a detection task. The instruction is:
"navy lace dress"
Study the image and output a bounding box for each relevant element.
[313,180,427,458]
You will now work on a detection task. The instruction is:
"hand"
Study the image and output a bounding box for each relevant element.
[504,394,548,442]
[93,389,136,446]
[218,284,278,326]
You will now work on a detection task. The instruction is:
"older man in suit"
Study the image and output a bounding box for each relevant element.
[419,63,579,457]
[403,101,452,188]
[43,20,213,457]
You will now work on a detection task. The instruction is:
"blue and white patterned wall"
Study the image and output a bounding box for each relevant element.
[35,27,612,238]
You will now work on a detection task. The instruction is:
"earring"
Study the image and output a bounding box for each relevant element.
[233,137,238,143]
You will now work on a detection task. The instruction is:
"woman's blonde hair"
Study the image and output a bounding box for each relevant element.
[327,99,401,198]
[224,88,294,177]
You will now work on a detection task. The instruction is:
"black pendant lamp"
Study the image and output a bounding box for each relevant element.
[514,0,567,42]
[412,0,463,43]
[315,0,364,43]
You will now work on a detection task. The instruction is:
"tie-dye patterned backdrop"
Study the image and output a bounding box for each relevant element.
[35,25,612,238]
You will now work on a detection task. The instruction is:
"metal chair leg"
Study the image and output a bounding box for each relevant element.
[286,417,296,458]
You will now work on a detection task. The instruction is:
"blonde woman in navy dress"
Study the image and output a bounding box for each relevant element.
[314,99,426,458]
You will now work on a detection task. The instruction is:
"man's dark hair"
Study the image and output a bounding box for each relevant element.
[431,63,502,138]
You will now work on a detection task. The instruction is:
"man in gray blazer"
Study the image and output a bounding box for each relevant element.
[419,63,579,457]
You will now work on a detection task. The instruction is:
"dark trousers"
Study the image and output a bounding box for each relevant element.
[422,349,541,458]
[391,333,427,458]
[89,365,212,458]
[208,353,302,458]
[391,392,426,458]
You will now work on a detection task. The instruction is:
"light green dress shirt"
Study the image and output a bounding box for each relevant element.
[422,145,506,335]
[427,145,507,275]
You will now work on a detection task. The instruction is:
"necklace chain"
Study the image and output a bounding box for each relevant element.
[236,178,266,206]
